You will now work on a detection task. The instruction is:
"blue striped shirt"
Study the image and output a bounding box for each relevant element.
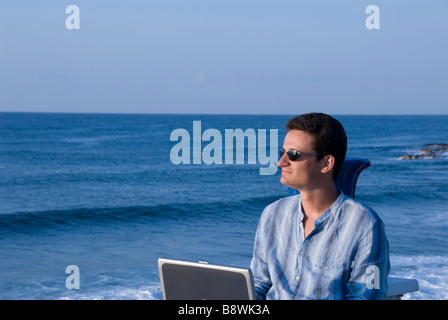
[250,192,390,300]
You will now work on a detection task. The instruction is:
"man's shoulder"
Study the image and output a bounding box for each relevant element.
[264,194,300,212]
[339,194,384,226]
[260,194,300,221]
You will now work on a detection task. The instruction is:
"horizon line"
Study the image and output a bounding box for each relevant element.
[1,110,447,116]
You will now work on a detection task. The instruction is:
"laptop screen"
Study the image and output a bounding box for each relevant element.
[158,258,255,300]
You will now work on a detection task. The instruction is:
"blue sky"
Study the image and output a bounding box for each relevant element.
[0,0,447,114]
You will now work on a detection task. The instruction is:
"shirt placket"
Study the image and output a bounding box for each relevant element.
[293,220,307,283]
[293,219,324,286]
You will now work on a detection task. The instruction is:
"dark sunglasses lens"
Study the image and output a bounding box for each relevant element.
[287,150,300,161]
[280,150,300,161]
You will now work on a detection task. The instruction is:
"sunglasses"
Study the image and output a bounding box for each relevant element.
[279,149,320,161]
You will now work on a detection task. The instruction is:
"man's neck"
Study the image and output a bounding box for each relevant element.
[300,185,340,220]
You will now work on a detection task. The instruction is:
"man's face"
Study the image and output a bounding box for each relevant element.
[278,130,322,190]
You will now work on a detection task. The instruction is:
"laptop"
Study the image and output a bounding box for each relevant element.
[158,258,256,300]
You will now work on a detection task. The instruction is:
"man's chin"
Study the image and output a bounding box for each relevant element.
[280,178,297,190]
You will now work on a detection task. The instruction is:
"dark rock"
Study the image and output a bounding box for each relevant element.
[401,143,447,160]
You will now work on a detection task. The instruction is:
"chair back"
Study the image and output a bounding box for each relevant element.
[288,158,371,198]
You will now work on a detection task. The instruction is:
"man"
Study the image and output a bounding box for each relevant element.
[250,113,390,299]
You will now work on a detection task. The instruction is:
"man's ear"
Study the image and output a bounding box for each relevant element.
[320,155,335,175]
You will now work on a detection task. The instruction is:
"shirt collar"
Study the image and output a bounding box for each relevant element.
[297,190,346,225]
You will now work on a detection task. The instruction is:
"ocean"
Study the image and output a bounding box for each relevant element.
[0,112,447,300]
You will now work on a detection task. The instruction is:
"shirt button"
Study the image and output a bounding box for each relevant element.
[299,250,304,255]
[295,276,300,280]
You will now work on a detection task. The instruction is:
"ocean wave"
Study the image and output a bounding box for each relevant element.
[0,194,283,234]
[59,283,162,300]
[1,271,163,300]
[390,255,448,300]
[63,135,133,146]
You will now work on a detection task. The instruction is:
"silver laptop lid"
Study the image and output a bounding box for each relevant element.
[158,258,255,300]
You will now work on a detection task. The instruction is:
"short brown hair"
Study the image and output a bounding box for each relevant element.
[286,113,347,181]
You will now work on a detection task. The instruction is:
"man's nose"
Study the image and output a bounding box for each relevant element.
[278,153,290,167]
